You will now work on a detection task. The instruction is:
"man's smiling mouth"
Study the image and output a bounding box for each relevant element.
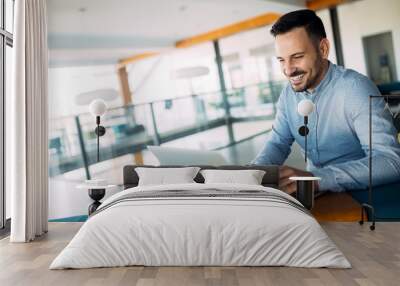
[290,74,305,85]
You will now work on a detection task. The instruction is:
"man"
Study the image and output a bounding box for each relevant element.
[252,9,400,194]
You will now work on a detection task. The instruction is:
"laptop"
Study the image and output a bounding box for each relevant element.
[147,145,227,166]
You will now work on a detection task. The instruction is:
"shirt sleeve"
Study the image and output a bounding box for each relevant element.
[251,89,295,165]
[311,76,400,191]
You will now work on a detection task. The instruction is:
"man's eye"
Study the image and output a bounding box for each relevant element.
[294,55,303,59]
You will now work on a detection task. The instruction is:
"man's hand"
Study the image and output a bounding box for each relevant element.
[279,165,315,194]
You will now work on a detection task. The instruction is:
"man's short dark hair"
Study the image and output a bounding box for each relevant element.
[270,9,326,44]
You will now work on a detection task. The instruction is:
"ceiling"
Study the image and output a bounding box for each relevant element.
[47,0,306,67]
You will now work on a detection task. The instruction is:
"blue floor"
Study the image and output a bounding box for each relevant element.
[49,215,88,222]
[350,182,400,221]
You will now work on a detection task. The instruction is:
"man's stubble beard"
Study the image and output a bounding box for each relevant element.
[290,54,324,93]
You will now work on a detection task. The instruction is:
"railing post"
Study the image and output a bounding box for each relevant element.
[329,7,345,67]
[213,39,234,144]
[192,94,208,131]
[149,102,161,145]
[75,116,91,180]
[269,81,277,116]
[125,105,136,127]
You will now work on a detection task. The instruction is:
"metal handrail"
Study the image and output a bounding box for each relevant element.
[49,80,285,178]
[49,80,286,121]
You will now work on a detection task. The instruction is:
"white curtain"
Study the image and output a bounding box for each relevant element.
[10,0,49,242]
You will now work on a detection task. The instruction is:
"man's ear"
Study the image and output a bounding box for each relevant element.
[319,38,330,59]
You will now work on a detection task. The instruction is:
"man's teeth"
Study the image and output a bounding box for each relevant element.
[291,74,304,81]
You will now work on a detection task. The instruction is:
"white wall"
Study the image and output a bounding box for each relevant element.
[129,43,220,104]
[48,65,123,118]
[338,0,400,79]
[316,9,337,65]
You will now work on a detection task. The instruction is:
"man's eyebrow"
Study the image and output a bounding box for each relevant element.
[291,52,305,57]
[276,52,305,60]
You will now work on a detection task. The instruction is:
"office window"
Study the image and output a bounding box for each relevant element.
[5,0,13,32]
[1,0,14,230]
[5,44,11,220]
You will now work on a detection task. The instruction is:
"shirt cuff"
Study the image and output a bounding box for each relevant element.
[311,167,344,192]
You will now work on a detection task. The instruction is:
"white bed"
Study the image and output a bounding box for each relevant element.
[50,183,351,269]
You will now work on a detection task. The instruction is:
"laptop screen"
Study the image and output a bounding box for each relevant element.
[147,145,227,166]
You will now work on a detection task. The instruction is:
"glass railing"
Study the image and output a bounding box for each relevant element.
[49,80,286,179]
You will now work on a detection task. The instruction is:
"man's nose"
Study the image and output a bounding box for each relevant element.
[284,64,297,77]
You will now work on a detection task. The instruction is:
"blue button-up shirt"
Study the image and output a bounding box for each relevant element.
[252,62,400,191]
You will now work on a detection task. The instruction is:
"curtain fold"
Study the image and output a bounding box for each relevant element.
[10,0,48,242]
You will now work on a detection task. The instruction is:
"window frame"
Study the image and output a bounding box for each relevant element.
[0,0,13,232]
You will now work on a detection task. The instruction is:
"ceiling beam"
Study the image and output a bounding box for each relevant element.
[306,0,349,10]
[118,0,352,66]
[118,12,280,66]
[175,12,281,49]
[264,0,306,5]
[117,51,159,68]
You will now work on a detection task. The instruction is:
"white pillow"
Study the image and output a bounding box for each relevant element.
[135,167,201,186]
[200,169,266,185]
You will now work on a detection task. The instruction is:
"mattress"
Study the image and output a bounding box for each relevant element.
[50,183,351,269]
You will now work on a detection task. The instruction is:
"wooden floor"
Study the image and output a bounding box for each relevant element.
[312,192,363,222]
[0,222,399,286]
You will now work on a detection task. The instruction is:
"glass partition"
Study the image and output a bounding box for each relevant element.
[48,80,284,184]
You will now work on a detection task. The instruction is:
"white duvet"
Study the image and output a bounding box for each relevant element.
[50,183,351,269]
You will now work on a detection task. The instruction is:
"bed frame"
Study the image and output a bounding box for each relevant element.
[123,165,279,190]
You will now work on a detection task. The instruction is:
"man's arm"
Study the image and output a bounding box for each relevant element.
[252,90,295,165]
[311,77,400,191]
